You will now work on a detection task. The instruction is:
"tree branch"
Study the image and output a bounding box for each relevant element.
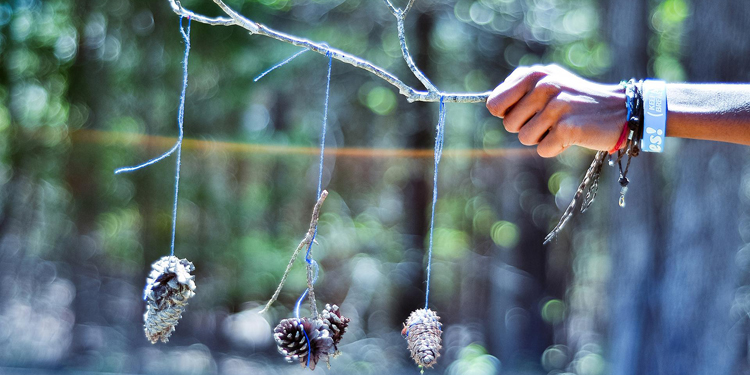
[259,190,329,315]
[167,0,491,103]
[382,0,399,16]
[396,16,438,93]
[211,0,260,33]
[306,253,319,317]
[170,0,234,26]
[403,0,417,17]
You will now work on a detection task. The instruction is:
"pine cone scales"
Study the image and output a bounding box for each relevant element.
[143,256,196,344]
[274,317,334,370]
[403,308,442,368]
[320,304,350,351]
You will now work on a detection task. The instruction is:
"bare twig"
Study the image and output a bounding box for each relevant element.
[259,190,329,314]
[396,16,438,93]
[306,256,318,317]
[167,0,491,103]
[211,0,260,33]
[170,0,234,26]
[403,0,417,17]
[382,0,399,16]
[383,0,438,95]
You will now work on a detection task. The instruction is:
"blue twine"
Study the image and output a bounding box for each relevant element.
[424,96,446,309]
[115,16,191,258]
[293,260,319,319]
[301,324,312,368]
[294,289,308,319]
[254,48,309,82]
[315,51,332,205]
[294,51,333,318]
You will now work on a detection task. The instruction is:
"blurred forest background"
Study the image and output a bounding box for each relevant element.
[1,0,749,374]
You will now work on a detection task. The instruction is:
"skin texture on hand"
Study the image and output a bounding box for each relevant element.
[486,64,627,157]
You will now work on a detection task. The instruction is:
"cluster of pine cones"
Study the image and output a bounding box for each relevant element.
[273,304,350,370]
[139,257,443,372]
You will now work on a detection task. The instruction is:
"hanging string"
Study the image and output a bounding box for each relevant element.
[293,261,319,318]
[254,48,309,82]
[301,327,312,368]
[424,96,446,309]
[115,16,191,257]
[293,51,333,319]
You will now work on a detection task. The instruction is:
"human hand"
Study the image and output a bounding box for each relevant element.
[486,64,627,157]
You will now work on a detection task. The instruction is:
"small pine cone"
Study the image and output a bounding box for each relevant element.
[320,304,350,352]
[143,256,196,344]
[403,308,442,368]
[274,317,334,370]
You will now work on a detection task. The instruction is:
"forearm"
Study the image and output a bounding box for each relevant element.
[486,65,750,157]
[667,83,750,145]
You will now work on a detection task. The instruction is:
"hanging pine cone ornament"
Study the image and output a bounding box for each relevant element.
[274,317,334,370]
[320,304,350,353]
[143,256,196,344]
[403,308,442,369]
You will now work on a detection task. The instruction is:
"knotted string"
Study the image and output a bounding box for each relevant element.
[425,96,446,309]
[116,16,191,258]
[293,50,333,320]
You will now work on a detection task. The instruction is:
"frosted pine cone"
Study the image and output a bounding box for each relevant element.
[320,304,350,352]
[143,256,196,344]
[403,308,442,368]
[274,317,334,370]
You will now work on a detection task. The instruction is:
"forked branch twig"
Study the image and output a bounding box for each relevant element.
[168,0,491,103]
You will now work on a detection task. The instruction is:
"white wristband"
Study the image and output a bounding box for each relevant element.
[641,80,667,153]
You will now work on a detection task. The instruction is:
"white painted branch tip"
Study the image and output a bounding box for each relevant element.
[169,0,234,26]
[383,0,399,16]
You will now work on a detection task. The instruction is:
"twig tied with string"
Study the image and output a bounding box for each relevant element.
[267,190,346,370]
[260,190,328,315]
[402,96,446,371]
[254,47,349,370]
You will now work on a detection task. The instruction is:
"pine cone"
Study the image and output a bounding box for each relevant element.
[274,317,334,370]
[143,256,196,344]
[403,308,442,368]
[320,304,350,352]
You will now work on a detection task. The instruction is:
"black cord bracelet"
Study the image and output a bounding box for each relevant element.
[544,78,645,243]
[613,79,643,207]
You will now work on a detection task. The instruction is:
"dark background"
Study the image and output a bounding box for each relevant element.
[0,0,749,374]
